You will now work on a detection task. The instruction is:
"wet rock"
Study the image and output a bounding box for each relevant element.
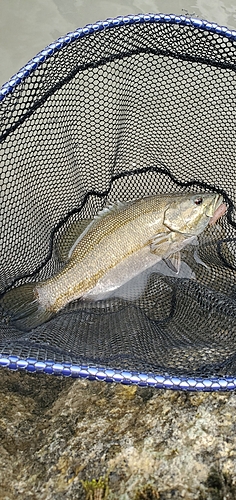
[0,369,236,499]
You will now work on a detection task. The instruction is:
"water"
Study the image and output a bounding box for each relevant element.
[1,0,236,88]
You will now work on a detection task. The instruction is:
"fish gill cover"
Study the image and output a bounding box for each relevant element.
[1,13,236,391]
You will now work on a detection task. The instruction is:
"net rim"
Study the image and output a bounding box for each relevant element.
[0,354,235,391]
[1,12,236,101]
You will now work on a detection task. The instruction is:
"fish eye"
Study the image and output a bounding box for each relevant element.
[194,197,203,206]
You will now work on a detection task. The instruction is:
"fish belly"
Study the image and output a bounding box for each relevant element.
[82,245,162,300]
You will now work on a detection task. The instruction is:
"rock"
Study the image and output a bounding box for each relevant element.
[0,369,236,499]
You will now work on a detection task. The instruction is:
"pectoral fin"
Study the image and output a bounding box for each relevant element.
[163,252,181,273]
[149,232,171,253]
[149,231,195,273]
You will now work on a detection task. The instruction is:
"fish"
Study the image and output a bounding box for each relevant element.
[1,191,225,331]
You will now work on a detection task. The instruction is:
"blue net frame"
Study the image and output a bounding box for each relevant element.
[1,13,236,391]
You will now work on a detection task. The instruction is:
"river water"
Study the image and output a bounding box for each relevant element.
[1,0,236,87]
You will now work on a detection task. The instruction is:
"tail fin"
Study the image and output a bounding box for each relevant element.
[1,284,54,331]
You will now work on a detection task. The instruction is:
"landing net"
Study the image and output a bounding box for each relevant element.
[1,14,236,391]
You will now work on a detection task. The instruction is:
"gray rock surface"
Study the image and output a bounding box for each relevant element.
[0,369,236,499]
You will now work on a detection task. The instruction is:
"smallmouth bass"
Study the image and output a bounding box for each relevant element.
[1,191,225,330]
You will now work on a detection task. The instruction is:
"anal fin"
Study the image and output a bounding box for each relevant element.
[149,232,172,256]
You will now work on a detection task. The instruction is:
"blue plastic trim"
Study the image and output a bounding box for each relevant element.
[1,13,236,390]
[1,12,236,102]
[0,354,235,391]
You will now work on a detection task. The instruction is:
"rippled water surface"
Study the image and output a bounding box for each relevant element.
[1,0,236,87]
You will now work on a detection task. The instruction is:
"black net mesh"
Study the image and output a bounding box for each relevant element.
[1,15,236,387]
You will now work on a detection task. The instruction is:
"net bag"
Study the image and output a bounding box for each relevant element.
[1,13,236,391]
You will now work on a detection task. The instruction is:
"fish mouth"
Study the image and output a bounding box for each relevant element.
[205,194,223,218]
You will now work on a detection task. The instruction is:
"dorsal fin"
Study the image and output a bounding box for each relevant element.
[54,219,92,263]
[55,201,128,262]
[94,200,127,221]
